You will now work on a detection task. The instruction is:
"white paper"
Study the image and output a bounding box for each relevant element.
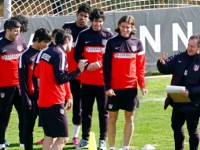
[166,85,186,93]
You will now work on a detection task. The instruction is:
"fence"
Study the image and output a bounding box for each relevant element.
[1,0,200,18]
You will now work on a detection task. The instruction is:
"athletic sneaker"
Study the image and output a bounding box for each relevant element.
[36,138,44,145]
[73,137,79,146]
[77,139,89,149]
[99,140,106,150]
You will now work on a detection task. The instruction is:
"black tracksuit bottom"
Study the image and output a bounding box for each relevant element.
[81,84,108,141]
[23,94,38,150]
[171,104,200,150]
[0,86,24,144]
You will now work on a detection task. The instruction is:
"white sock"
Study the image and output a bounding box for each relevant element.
[19,143,24,148]
[73,125,81,138]
[123,146,129,150]
[109,147,115,150]
[0,144,5,149]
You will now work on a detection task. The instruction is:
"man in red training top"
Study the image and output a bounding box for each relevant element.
[74,8,114,149]
[34,29,87,150]
[0,19,27,150]
[103,15,147,150]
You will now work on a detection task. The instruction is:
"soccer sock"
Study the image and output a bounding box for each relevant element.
[123,146,130,150]
[73,125,81,138]
[0,144,5,149]
[109,147,115,150]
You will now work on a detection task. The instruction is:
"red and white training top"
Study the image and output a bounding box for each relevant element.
[0,36,27,87]
[103,34,146,90]
[34,45,80,107]
[74,27,114,85]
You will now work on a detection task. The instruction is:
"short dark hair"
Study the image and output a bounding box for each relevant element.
[89,8,105,21]
[189,34,200,48]
[32,28,51,43]
[11,15,29,33]
[55,29,72,45]
[115,15,136,35]
[77,3,92,14]
[4,19,21,31]
[52,28,63,38]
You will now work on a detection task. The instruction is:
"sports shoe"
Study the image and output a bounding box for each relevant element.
[4,139,9,147]
[99,140,106,150]
[73,137,79,146]
[77,139,89,149]
[19,143,24,150]
[36,138,44,145]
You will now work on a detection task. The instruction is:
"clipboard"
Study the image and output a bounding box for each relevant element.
[168,93,191,103]
[166,85,191,103]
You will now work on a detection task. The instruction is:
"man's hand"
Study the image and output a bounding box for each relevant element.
[159,52,168,64]
[87,61,102,71]
[180,89,189,97]
[141,88,148,96]
[106,89,116,97]
[65,99,73,110]
[78,59,88,72]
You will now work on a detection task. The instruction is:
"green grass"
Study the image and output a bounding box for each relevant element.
[6,76,192,150]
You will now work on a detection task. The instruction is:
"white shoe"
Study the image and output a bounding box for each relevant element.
[99,140,106,150]
[77,139,89,149]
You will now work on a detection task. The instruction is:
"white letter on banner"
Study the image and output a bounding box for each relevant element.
[172,22,193,51]
[140,24,161,52]
[28,33,34,47]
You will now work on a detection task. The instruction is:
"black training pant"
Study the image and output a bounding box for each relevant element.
[171,105,200,150]
[0,86,24,144]
[70,79,82,125]
[23,94,38,150]
[81,84,108,141]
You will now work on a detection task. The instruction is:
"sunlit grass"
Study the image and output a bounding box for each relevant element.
[6,76,192,150]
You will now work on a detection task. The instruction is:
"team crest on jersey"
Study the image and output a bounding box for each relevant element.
[131,45,137,52]
[60,108,64,114]
[17,45,23,52]
[108,104,113,109]
[0,92,5,98]
[193,64,199,71]
[102,39,107,46]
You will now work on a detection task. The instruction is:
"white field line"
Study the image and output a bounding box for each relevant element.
[145,75,172,79]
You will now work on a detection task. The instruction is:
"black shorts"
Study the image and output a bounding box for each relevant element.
[107,88,138,112]
[39,104,68,137]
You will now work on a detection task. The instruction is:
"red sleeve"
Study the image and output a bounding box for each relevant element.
[34,63,40,78]
[136,51,146,89]
[64,82,72,101]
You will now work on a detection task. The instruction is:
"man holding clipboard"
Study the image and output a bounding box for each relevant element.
[157,34,200,150]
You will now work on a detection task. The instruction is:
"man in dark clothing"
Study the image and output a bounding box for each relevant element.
[19,28,51,150]
[62,3,92,146]
[157,34,200,150]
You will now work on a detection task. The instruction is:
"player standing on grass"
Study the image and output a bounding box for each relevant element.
[18,28,51,150]
[74,8,114,150]
[0,19,27,150]
[0,14,29,148]
[33,29,87,150]
[103,15,147,150]
[62,3,92,147]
